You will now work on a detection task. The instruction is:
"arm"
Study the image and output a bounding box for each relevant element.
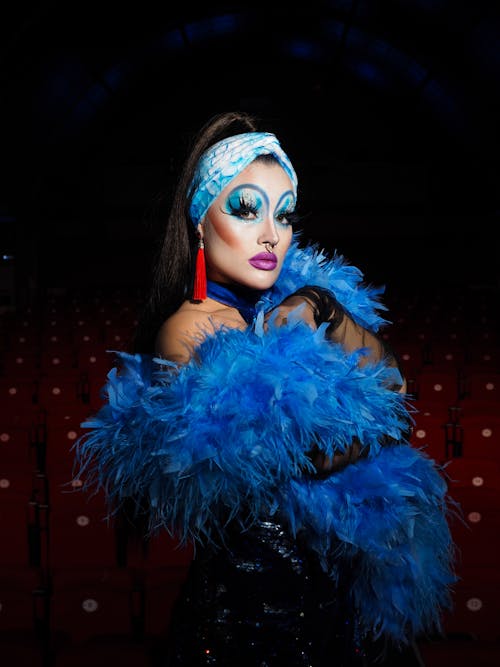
[265,285,408,474]
[272,285,405,389]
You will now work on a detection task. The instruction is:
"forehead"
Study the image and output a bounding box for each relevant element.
[221,160,294,196]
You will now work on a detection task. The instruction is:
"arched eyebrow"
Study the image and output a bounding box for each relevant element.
[274,190,296,214]
[226,183,270,209]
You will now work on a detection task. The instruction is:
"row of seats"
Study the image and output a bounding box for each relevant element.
[1,351,498,406]
[1,295,172,664]
[410,408,500,462]
[2,365,498,429]
[399,281,500,646]
[1,286,499,664]
[382,282,499,645]
[0,562,189,666]
[1,459,191,664]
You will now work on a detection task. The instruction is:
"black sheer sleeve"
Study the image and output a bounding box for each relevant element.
[289,285,405,390]
[280,286,408,475]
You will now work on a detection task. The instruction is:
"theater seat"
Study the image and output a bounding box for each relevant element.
[50,566,140,645]
[47,485,120,568]
[442,566,500,641]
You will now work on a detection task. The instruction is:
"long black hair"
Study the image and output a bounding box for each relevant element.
[132,110,262,354]
[119,112,266,549]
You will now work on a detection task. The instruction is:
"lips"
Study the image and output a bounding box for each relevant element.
[248,252,278,271]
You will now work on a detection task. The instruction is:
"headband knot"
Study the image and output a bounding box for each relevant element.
[188,132,298,226]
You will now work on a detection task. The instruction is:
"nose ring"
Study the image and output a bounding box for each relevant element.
[264,241,276,253]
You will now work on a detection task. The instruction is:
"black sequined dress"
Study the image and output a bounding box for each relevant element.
[164,512,367,667]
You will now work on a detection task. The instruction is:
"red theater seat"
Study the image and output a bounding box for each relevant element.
[409,411,452,463]
[0,421,36,470]
[0,378,38,413]
[414,368,460,407]
[460,371,500,403]
[50,566,140,645]
[44,407,93,479]
[444,458,500,573]
[426,341,466,370]
[443,567,500,641]
[36,375,90,413]
[47,485,119,568]
[452,414,500,462]
[0,470,40,567]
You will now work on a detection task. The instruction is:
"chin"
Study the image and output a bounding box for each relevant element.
[244,270,281,291]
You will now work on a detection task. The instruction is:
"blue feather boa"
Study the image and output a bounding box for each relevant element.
[74,239,456,645]
[257,235,388,331]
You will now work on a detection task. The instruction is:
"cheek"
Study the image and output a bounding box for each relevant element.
[280,227,293,253]
[206,218,248,250]
[213,223,238,247]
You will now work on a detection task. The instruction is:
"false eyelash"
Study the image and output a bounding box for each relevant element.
[277,209,302,226]
[228,203,259,217]
[227,194,259,217]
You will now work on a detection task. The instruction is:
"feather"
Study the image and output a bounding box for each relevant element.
[75,320,410,539]
[73,239,456,645]
[280,445,456,644]
[258,234,389,332]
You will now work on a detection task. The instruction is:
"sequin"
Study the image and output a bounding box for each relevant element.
[163,512,367,666]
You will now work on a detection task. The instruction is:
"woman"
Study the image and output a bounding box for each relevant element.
[75,111,456,666]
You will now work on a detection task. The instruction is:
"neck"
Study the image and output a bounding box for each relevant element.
[206,280,267,324]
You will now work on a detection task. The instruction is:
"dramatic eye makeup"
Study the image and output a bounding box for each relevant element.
[222,185,267,222]
[221,184,297,227]
[274,191,297,226]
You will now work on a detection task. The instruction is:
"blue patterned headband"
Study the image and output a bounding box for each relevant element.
[188,132,298,226]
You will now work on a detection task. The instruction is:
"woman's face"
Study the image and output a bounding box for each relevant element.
[200,160,296,290]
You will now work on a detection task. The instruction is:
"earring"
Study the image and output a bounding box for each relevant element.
[193,236,207,301]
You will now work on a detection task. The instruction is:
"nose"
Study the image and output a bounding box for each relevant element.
[257,213,280,248]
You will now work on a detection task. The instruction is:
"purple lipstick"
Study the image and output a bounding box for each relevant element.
[248,252,278,271]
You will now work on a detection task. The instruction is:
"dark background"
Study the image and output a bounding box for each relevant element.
[1,4,499,664]
[1,0,499,306]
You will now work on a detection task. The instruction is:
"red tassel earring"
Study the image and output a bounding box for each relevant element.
[193,236,207,301]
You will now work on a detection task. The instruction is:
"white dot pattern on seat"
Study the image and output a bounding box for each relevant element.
[76,515,90,527]
[82,598,99,613]
[466,598,483,612]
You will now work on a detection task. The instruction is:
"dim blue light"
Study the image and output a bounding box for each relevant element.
[185,14,241,42]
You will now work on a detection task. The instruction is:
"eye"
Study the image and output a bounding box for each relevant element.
[227,203,258,220]
[276,208,299,226]
[227,193,259,220]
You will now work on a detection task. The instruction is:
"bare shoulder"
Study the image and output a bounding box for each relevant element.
[155,309,217,364]
[155,301,244,364]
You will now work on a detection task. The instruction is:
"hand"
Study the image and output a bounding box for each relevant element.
[263,294,318,331]
[305,439,367,477]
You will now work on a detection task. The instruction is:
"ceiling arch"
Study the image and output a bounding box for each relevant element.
[2,0,497,160]
[0,1,499,288]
